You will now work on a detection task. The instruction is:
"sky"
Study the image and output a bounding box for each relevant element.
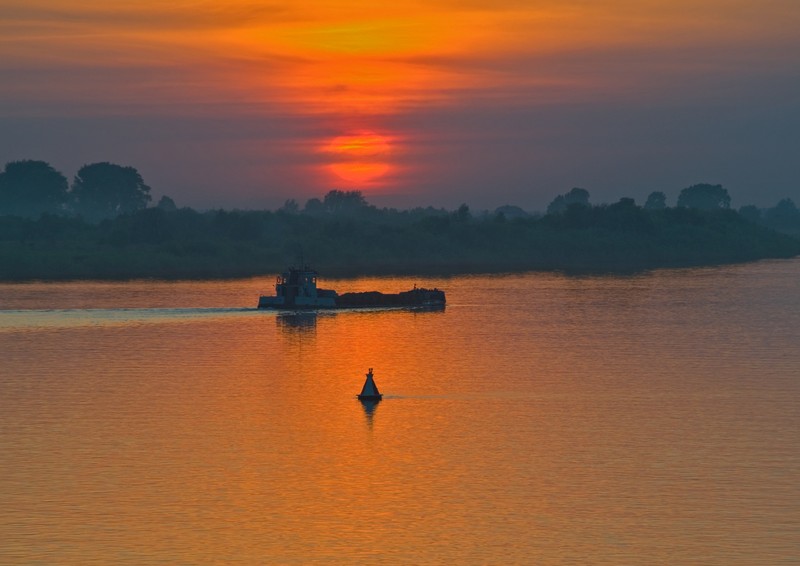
[1,0,799,211]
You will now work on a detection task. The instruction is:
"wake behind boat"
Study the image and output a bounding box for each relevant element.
[257,264,445,309]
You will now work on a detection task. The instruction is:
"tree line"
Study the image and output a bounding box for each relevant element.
[2,159,798,234]
[1,190,799,281]
[1,159,799,280]
[0,160,172,222]
[544,184,800,236]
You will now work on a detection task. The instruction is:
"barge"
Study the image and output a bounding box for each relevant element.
[257,265,445,309]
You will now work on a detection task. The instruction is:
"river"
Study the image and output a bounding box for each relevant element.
[1,260,799,564]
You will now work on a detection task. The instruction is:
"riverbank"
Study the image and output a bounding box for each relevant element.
[1,205,799,281]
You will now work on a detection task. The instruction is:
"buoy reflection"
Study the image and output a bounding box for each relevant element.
[359,398,381,429]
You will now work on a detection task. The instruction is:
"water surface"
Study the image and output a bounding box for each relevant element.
[1,261,799,564]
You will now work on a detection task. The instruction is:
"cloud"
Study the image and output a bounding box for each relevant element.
[0,2,293,32]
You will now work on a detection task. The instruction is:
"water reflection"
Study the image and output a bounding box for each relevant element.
[274,306,444,334]
[2,264,800,563]
[358,398,381,429]
[412,305,446,314]
[275,311,319,332]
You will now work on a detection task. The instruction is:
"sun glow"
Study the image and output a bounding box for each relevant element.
[323,131,393,186]
[6,1,797,200]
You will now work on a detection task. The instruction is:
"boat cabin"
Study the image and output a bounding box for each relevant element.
[259,265,337,308]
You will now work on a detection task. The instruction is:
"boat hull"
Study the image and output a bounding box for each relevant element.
[258,295,336,309]
[258,288,445,310]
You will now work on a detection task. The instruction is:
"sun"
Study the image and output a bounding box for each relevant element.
[328,161,391,184]
[323,131,393,185]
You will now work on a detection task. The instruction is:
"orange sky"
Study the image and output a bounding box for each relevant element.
[1,1,799,208]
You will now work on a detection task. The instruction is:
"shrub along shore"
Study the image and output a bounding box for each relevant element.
[1,201,799,281]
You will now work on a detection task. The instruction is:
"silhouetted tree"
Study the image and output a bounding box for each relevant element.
[738,205,761,224]
[764,198,800,231]
[454,203,471,222]
[644,191,667,210]
[303,197,324,214]
[677,183,730,210]
[605,198,653,233]
[156,195,177,211]
[0,160,69,217]
[322,190,368,213]
[279,199,299,214]
[494,205,529,219]
[71,162,151,221]
[547,187,590,215]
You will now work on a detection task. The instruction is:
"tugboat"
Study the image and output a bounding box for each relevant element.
[257,264,445,309]
[357,368,383,401]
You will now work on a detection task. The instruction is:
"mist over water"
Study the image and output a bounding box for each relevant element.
[1,261,799,564]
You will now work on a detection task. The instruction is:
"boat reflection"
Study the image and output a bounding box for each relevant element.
[275,312,319,332]
[275,305,444,334]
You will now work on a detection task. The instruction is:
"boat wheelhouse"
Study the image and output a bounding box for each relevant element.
[258,265,337,309]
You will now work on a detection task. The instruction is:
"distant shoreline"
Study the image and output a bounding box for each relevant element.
[2,254,799,284]
[2,205,799,283]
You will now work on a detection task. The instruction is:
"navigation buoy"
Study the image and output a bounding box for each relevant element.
[357,368,383,401]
